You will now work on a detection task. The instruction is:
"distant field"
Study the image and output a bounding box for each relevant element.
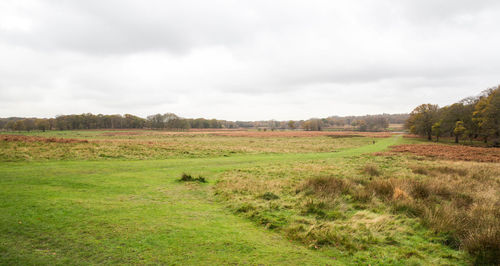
[0,130,386,162]
[1,129,498,265]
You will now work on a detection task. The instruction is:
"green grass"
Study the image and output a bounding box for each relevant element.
[0,159,342,265]
[0,132,488,265]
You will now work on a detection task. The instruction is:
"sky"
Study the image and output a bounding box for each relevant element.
[0,0,499,121]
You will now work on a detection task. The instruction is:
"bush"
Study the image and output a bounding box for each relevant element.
[178,173,207,183]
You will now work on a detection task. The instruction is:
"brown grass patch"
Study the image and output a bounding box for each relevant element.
[100,131,145,136]
[97,129,395,138]
[211,131,394,138]
[389,144,500,163]
[0,134,88,144]
[357,162,500,264]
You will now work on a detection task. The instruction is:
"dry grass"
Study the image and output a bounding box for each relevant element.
[353,161,500,264]
[363,163,381,176]
[0,131,377,161]
[298,177,351,198]
[212,130,395,138]
[215,155,499,264]
[95,129,395,138]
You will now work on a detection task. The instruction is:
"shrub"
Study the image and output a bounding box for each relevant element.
[178,173,207,183]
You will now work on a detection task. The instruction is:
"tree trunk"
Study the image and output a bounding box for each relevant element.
[455,135,459,143]
[427,133,432,141]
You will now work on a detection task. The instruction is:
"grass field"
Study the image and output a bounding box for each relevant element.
[0,130,498,265]
[0,130,378,161]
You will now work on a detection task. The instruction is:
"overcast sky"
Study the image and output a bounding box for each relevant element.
[1,0,499,120]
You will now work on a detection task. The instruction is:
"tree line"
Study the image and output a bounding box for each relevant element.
[237,113,406,132]
[1,113,407,132]
[406,85,500,146]
[0,113,233,131]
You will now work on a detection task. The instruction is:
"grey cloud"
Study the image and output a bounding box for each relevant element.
[1,0,262,54]
[0,0,499,120]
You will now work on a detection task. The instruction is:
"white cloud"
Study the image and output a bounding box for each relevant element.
[0,0,499,120]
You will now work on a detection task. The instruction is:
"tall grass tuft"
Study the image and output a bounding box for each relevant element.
[363,163,381,176]
[300,176,351,198]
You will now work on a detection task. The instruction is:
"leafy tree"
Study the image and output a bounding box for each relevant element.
[440,103,466,137]
[124,114,145,128]
[406,104,439,140]
[364,117,389,131]
[453,121,466,143]
[13,120,25,131]
[431,121,442,142]
[147,114,166,129]
[23,119,36,132]
[35,119,50,132]
[302,119,322,131]
[55,116,69,130]
[4,121,15,131]
[473,86,500,145]
[355,120,368,131]
[167,117,190,130]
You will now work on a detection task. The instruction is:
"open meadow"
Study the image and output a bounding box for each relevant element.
[1,130,499,265]
[2,0,500,265]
